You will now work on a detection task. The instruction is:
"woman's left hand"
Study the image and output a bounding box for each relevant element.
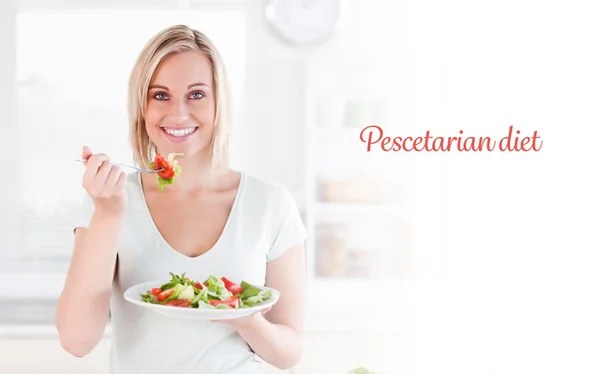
[211,306,272,330]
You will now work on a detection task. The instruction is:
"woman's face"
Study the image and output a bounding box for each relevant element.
[145,50,215,160]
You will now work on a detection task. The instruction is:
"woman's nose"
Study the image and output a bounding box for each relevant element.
[168,98,190,121]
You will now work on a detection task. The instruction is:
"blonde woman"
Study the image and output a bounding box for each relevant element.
[56,25,307,373]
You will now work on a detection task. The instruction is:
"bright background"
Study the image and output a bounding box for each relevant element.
[1,0,599,373]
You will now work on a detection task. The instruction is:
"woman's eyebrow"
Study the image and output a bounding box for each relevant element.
[148,83,209,91]
[188,82,209,89]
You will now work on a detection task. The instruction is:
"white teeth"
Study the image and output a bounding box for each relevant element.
[164,127,195,137]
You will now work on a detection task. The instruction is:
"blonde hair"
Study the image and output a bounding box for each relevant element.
[127,24,231,175]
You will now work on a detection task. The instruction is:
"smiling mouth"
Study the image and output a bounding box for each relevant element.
[161,127,199,138]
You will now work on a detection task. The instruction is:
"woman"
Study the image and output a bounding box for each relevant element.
[56,24,307,374]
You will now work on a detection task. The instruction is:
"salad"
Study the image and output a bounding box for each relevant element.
[150,153,183,192]
[140,272,273,309]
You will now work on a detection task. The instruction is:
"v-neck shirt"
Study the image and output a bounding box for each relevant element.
[75,171,308,374]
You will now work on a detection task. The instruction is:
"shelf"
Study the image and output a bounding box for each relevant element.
[304,56,421,289]
[314,202,408,217]
[308,278,404,303]
[311,276,404,288]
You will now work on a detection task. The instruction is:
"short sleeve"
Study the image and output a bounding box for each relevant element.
[74,192,95,231]
[267,184,308,262]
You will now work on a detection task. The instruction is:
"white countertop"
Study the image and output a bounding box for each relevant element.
[0,315,401,338]
[1,305,402,337]
[0,324,111,339]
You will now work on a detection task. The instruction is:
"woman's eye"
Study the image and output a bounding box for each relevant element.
[190,91,204,99]
[153,93,168,100]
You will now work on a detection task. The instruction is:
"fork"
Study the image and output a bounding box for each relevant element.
[74,159,164,173]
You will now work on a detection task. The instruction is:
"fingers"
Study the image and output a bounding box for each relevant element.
[115,170,127,192]
[81,145,93,161]
[82,153,110,190]
[105,165,124,190]
[95,160,112,186]
[83,153,109,175]
[79,148,127,214]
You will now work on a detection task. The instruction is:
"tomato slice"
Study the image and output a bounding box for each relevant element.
[154,154,175,179]
[209,295,239,308]
[164,299,191,307]
[221,277,243,295]
[193,282,204,290]
[150,288,162,295]
[157,288,174,302]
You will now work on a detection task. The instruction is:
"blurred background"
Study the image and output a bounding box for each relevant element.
[2,0,600,374]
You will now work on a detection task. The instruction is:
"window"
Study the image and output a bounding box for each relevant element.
[8,7,246,269]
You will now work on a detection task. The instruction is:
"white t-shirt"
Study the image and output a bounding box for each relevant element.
[75,171,308,374]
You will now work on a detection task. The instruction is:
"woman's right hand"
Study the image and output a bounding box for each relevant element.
[81,145,127,216]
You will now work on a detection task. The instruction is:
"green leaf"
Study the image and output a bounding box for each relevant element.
[205,275,231,300]
[140,293,159,304]
[191,287,210,305]
[157,176,175,192]
[243,290,270,307]
[239,281,262,299]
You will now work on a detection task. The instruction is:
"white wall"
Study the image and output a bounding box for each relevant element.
[0,0,18,260]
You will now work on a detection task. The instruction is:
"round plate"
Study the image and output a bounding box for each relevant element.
[123,279,280,320]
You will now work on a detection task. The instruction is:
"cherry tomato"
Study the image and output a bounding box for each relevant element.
[221,277,243,295]
[209,295,239,308]
[157,288,174,302]
[164,299,191,307]
[154,154,175,179]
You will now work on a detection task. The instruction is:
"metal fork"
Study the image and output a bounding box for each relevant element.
[74,159,164,173]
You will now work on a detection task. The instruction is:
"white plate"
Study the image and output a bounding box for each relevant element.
[124,279,280,320]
